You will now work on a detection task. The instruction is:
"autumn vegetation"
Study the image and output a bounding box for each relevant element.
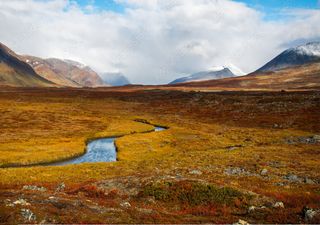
[0,87,319,224]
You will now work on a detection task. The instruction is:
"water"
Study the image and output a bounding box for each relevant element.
[52,126,166,166]
[53,138,117,166]
[154,126,166,131]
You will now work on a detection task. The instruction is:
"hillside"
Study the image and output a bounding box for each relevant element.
[0,43,54,87]
[256,42,320,72]
[22,57,105,87]
[170,62,320,90]
[169,66,237,84]
[21,56,81,87]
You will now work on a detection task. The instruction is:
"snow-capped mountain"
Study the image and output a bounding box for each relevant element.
[256,42,320,72]
[224,64,246,76]
[169,66,243,84]
[101,72,130,86]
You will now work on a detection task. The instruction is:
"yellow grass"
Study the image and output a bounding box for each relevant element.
[0,90,318,210]
[0,94,317,193]
[0,89,319,223]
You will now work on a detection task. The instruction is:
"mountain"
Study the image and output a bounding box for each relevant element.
[169,66,238,84]
[22,57,105,87]
[256,42,320,72]
[0,43,54,87]
[0,42,106,87]
[21,56,80,87]
[101,72,130,86]
[46,59,105,87]
[171,62,320,90]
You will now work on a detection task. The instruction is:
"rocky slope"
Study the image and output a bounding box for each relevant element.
[22,57,105,87]
[0,42,106,87]
[21,56,80,87]
[0,43,54,87]
[256,42,320,72]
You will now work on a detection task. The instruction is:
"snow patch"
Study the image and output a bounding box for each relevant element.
[209,64,245,76]
[292,42,320,57]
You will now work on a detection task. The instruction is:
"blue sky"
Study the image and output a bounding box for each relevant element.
[76,0,124,12]
[76,0,319,17]
[236,0,319,20]
[238,0,318,9]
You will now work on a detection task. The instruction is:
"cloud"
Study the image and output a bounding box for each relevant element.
[0,0,319,84]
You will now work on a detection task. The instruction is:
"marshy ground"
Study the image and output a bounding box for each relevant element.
[0,87,319,224]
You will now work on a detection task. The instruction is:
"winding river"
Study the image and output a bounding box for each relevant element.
[52,125,167,166]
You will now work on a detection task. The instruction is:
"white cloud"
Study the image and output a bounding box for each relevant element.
[0,0,319,84]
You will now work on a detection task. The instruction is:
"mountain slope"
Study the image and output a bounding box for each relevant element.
[21,56,81,87]
[45,58,105,87]
[0,43,54,87]
[171,62,320,90]
[256,42,320,72]
[101,72,130,86]
[22,57,105,87]
[169,67,236,84]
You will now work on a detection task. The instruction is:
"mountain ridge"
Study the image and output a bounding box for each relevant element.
[169,66,237,84]
[0,42,55,87]
[256,42,320,72]
[21,55,81,87]
[170,62,320,90]
[24,57,106,87]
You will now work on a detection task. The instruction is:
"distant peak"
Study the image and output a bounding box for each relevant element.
[209,64,245,76]
[289,41,320,57]
[256,41,320,73]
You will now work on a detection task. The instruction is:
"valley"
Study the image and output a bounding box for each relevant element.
[0,87,319,224]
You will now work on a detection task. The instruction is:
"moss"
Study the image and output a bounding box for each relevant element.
[142,181,244,206]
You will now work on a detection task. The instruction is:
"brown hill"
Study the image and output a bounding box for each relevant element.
[0,43,54,87]
[42,58,104,87]
[21,57,105,87]
[171,63,320,91]
[20,56,81,87]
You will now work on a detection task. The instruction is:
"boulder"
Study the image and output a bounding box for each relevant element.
[283,174,303,183]
[303,207,319,221]
[273,202,284,208]
[21,208,36,222]
[260,169,268,176]
[120,202,131,208]
[225,167,251,176]
[233,219,250,225]
[13,199,30,206]
[56,182,65,192]
[189,169,202,175]
[23,185,47,192]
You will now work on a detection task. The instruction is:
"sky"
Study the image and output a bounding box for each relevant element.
[0,0,319,84]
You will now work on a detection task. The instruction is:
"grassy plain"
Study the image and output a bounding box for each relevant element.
[0,87,319,224]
